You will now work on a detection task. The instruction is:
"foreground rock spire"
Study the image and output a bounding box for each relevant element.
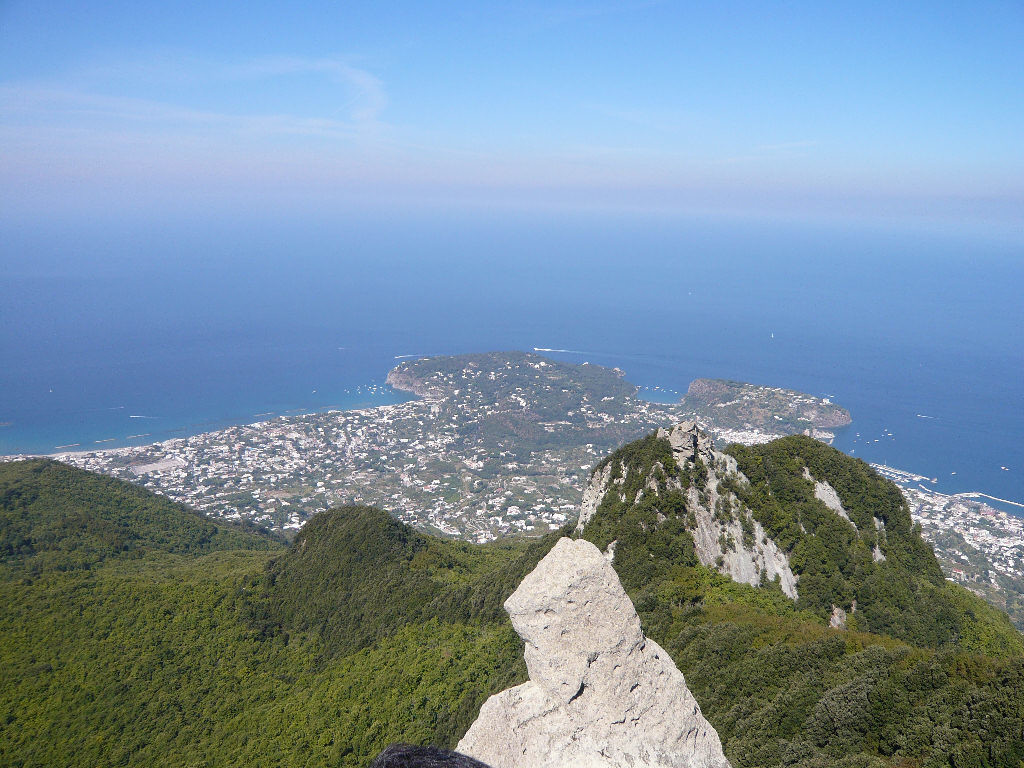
[457,537,730,768]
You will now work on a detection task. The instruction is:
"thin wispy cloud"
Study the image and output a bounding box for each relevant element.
[2,52,390,132]
[1,11,1020,230]
[0,49,397,185]
[231,56,388,124]
[720,140,820,166]
[754,140,819,153]
[0,85,372,143]
[581,103,694,134]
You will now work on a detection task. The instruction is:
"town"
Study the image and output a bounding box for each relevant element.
[874,464,1024,629]
[20,351,1023,628]
[46,353,689,540]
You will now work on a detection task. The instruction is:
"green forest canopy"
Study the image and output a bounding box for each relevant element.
[1,454,1023,767]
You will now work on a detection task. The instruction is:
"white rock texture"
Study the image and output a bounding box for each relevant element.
[803,468,887,562]
[457,538,731,768]
[658,421,715,465]
[663,425,797,595]
[686,484,799,601]
[829,605,848,629]
[576,462,615,533]
[661,423,797,599]
[577,422,799,600]
[803,467,853,525]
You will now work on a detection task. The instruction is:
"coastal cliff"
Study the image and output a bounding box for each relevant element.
[683,378,852,435]
[385,368,441,399]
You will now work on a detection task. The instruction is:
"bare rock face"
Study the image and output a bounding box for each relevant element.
[577,422,799,601]
[685,478,799,601]
[829,605,848,629]
[658,421,714,465]
[803,467,853,525]
[457,538,731,768]
[575,462,615,534]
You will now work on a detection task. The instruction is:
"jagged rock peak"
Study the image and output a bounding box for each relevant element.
[575,421,799,600]
[457,537,731,768]
[657,421,715,465]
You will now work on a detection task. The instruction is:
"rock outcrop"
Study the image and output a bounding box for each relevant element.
[803,467,852,525]
[658,421,715,465]
[829,604,848,629]
[578,421,799,600]
[576,462,616,534]
[803,467,887,563]
[458,537,730,768]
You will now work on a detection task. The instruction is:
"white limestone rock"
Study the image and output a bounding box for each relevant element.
[803,467,853,526]
[658,421,714,465]
[577,422,799,600]
[576,462,615,534]
[803,468,887,562]
[829,605,848,629]
[686,481,799,601]
[457,538,730,768]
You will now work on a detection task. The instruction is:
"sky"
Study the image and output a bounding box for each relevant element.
[2,1,1023,228]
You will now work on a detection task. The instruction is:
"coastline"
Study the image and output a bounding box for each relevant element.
[0,389,414,463]
[1,354,1019,520]
[4,350,1021,628]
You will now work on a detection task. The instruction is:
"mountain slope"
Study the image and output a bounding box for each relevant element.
[578,426,1022,656]
[0,458,278,570]
[0,461,558,767]
[726,435,1022,653]
[575,425,1024,766]
[245,503,567,658]
[2,452,1023,768]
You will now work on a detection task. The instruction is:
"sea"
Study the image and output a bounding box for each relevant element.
[2,207,1021,513]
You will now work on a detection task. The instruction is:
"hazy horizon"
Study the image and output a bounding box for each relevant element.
[2,1,1023,231]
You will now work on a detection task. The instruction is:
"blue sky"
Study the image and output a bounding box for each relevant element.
[2,1,1022,227]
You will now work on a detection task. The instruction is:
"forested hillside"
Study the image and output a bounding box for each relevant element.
[2,452,1023,768]
[578,431,1024,766]
[0,461,557,767]
[0,458,279,569]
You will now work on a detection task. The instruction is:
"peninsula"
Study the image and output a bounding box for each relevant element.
[8,351,1018,627]
[28,352,843,541]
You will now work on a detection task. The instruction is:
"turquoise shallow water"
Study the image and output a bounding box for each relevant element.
[1,210,1021,511]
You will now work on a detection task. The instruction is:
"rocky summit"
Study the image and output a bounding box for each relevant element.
[577,421,799,599]
[457,537,730,768]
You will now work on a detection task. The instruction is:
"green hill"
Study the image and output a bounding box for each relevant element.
[2,451,1023,768]
[0,458,279,571]
[578,430,1024,766]
[245,503,563,658]
[0,461,558,767]
[726,436,1022,653]
[581,432,1022,656]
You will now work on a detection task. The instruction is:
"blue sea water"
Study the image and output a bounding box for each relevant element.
[1,208,1021,512]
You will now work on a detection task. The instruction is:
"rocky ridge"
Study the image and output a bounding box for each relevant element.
[458,537,730,768]
[580,421,799,599]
